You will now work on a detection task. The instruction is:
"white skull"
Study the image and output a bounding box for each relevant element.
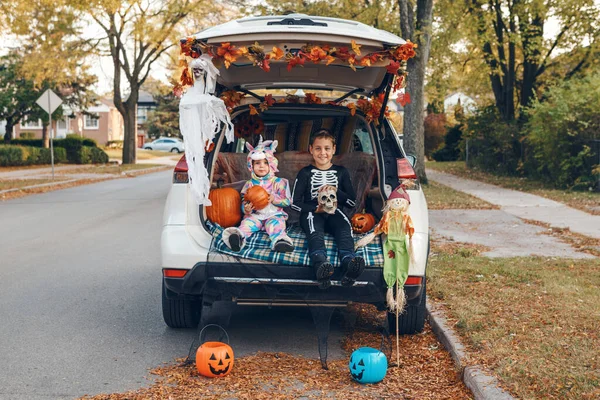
[318,185,337,214]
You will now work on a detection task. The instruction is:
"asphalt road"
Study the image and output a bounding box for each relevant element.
[0,171,345,399]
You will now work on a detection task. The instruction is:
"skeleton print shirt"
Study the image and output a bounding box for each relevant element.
[291,164,356,213]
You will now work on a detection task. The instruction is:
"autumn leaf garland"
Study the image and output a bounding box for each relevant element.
[176,38,413,124]
[177,38,417,92]
[219,91,391,126]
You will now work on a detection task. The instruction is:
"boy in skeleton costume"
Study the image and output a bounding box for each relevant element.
[292,130,366,287]
[223,137,294,253]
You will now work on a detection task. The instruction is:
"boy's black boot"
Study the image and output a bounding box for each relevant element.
[340,256,366,287]
[311,252,334,289]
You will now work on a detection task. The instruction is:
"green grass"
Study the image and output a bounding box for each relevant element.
[422,180,497,210]
[426,161,600,215]
[428,241,600,399]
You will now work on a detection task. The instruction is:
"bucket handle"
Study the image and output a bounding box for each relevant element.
[198,324,230,345]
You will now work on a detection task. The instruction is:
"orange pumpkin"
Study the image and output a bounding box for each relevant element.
[244,185,270,210]
[196,341,234,378]
[351,211,376,233]
[206,179,242,227]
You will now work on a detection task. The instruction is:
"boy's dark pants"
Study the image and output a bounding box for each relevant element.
[299,209,354,263]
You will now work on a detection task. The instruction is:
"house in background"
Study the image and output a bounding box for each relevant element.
[137,91,157,133]
[444,92,477,115]
[11,98,124,145]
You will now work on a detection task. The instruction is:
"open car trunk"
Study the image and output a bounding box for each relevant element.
[199,105,385,269]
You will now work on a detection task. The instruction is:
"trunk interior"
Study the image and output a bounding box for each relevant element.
[202,104,388,267]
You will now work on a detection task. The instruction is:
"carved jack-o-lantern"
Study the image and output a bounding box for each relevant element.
[244,185,270,211]
[351,211,376,234]
[196,341,234,378]
[348,347,388,384]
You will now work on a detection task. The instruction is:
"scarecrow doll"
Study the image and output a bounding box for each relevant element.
[356,185,414,312]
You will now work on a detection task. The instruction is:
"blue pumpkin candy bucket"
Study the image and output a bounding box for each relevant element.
[348,346,388,384]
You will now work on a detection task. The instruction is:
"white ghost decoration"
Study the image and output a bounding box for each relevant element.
[179,54,234,205]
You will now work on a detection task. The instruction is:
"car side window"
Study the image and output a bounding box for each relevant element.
[235,138,246,153]
[155,139,164,144]
[353,120,374,155]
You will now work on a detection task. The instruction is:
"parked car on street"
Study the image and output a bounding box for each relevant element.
[144,137,184,153]
[161,14,429,339]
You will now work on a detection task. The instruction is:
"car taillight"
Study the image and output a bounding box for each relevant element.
[405,276,423,285]
[397,158,417,179]
[163,269,188,278]
[173,155,189,183]
[396,158,419,189]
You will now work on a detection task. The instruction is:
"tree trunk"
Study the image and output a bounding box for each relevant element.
[42,123,49,148]
[400,0,433,183]
[121,95,138,164]
[4,121,14,143]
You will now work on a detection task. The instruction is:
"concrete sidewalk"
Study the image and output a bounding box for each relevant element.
[427,169,600,240]
[0,165,95,180]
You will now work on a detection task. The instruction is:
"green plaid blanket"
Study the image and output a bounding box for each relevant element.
[207,222,384,267]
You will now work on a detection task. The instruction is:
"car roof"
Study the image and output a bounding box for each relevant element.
[192,14,406,47]
[186,14,407,93]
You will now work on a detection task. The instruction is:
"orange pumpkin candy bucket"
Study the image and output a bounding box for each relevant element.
[196,324,234,378]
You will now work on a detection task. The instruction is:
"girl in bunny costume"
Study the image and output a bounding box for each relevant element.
[223,136,294,253]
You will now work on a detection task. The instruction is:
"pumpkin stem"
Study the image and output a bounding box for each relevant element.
[217,178,225,189]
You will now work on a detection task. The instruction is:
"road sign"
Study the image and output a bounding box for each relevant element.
[36,89,63,115]
[35,89,63,180]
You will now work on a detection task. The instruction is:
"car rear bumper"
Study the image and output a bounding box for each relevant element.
[163,262,424,307]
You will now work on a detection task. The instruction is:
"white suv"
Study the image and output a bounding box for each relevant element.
[161,14,429,337]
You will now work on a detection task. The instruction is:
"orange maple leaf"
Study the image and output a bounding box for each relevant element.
[394,42,417,61]
[325,55,336,66]
[216,42,242,68]
[398,92,411,107]
[359,57,371,67]
[386,61,401,75]
[388,250,395,259]
[308,46,327,63]
[392,75,406,91]
[347,54,357,71]
[249,104,259,115]
[173,84,184,98]
[347,103,356,116]
[287,55,305,71]
[220,90,245,109]
[264,94,276,107]
[269,47,284,60]
[180,68,193,86]
[305,93,322,104]
[334,46,351,61]
[258,58,271,72]
[351,40,362,56]
[180,37,195,57]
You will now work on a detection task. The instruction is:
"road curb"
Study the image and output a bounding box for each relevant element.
[426,301,514,400]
